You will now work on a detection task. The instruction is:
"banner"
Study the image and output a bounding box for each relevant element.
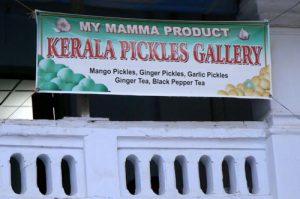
[36,11,271,98]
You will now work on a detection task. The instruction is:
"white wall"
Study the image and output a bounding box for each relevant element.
[270,28,300,115]
[267,27,300,199]
[0,119,272,199]
[268,115,300,199]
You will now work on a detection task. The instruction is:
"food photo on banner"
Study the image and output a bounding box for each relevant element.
[36,10,272,99]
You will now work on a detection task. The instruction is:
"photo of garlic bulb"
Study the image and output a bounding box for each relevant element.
[54,18,72,33]
[238,28,250,40]
[218,65,271,97]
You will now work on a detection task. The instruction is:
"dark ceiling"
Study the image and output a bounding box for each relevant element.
[0,0,238,79]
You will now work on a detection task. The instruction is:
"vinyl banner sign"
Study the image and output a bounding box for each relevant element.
[36,11,271,98]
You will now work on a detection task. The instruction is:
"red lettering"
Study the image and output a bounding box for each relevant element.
[46,37,59,58]
[148,42,163,61]
[233,45,241,64]
[71,38,82,58]
[252,46,262,65]
[104,40,116,59]
[130,41,137,60]
[205,44,215,63]
[160,42,170,61]
[60,37,70,57]
[193,43,204,63]
[119,41,130,60]
[137,41,148,61]
[224,44,233,64]
[242,45,253,65]
[170,42,179,61]
[215,44,224,63]
[179,43,188,62]
[94,39,104,59]
[82,38,94,58]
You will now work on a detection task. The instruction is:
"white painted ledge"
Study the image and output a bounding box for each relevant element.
[0,115,299,199]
